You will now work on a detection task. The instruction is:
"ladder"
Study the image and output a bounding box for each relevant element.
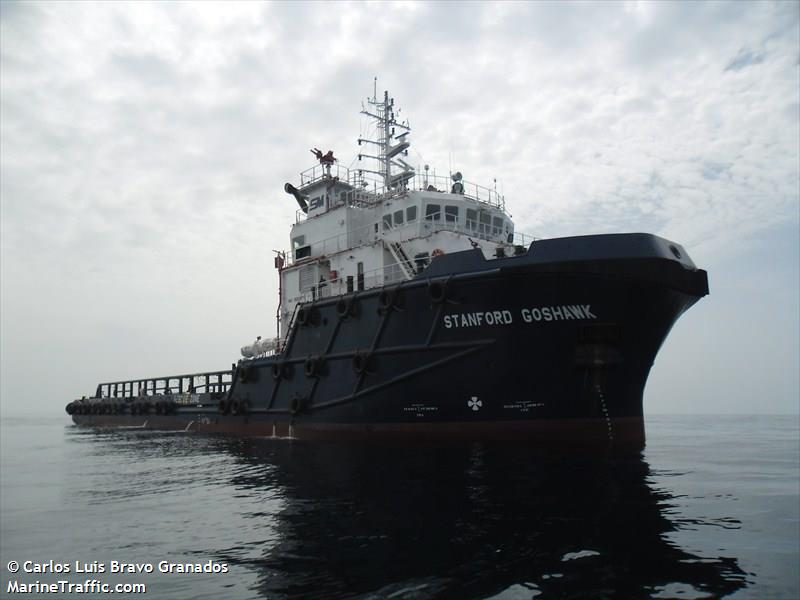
[385,240,416,280]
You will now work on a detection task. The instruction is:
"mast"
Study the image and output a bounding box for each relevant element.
[358,85,413,190]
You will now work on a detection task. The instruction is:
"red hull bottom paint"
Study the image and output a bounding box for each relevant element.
[70,415,645,448]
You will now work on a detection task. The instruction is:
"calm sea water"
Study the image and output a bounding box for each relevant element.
[0,415,797,599]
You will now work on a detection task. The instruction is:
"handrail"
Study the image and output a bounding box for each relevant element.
[286,258,414,306]
[293,170,506,223]
[414,172,505,210]
[286,212,535,268]
[94,369,234,399]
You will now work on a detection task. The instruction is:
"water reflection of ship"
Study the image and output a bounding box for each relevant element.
[212,439,748,599]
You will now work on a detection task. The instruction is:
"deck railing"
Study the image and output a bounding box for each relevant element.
[284,215,536,269]
[293,167,506,222]
[94,369,233,400]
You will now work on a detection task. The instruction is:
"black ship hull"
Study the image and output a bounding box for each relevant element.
[68,234,708,448]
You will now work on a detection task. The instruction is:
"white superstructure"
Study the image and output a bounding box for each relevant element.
[246,88,534,358]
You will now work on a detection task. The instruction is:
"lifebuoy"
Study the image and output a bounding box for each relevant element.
[431,248,445,257]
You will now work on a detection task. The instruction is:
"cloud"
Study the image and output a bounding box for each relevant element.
[1,1,798,415]
[725,48,767,72]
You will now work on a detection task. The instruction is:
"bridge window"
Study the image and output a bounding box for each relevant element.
[492,216,503,236]
[479,212,491,235]
[383,214,392,231]
[425,204,441,221]
[407,206,417,222]
[394,210,404,226]
[445,205,459,223]
[293,235,310,259]
[466,208,477,231]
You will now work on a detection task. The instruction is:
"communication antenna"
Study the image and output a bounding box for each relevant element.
[357,86,414,190]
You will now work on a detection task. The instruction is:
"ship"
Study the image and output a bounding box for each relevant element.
[65,87,709,447]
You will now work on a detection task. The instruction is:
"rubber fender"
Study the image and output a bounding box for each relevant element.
[304,356,322,378]
[290,394,306,415]
[297,307,308,325]
[428,280,447,304]
[352,352,374,375]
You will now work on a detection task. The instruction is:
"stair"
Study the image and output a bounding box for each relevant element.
[386,241,416,280]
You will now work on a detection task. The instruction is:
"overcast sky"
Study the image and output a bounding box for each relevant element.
[1,1,798,418]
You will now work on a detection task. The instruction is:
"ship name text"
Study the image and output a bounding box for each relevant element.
[521,305,597,322]
[443,305,596,329]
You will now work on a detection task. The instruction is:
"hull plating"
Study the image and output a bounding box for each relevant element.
[68,234,709,449]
